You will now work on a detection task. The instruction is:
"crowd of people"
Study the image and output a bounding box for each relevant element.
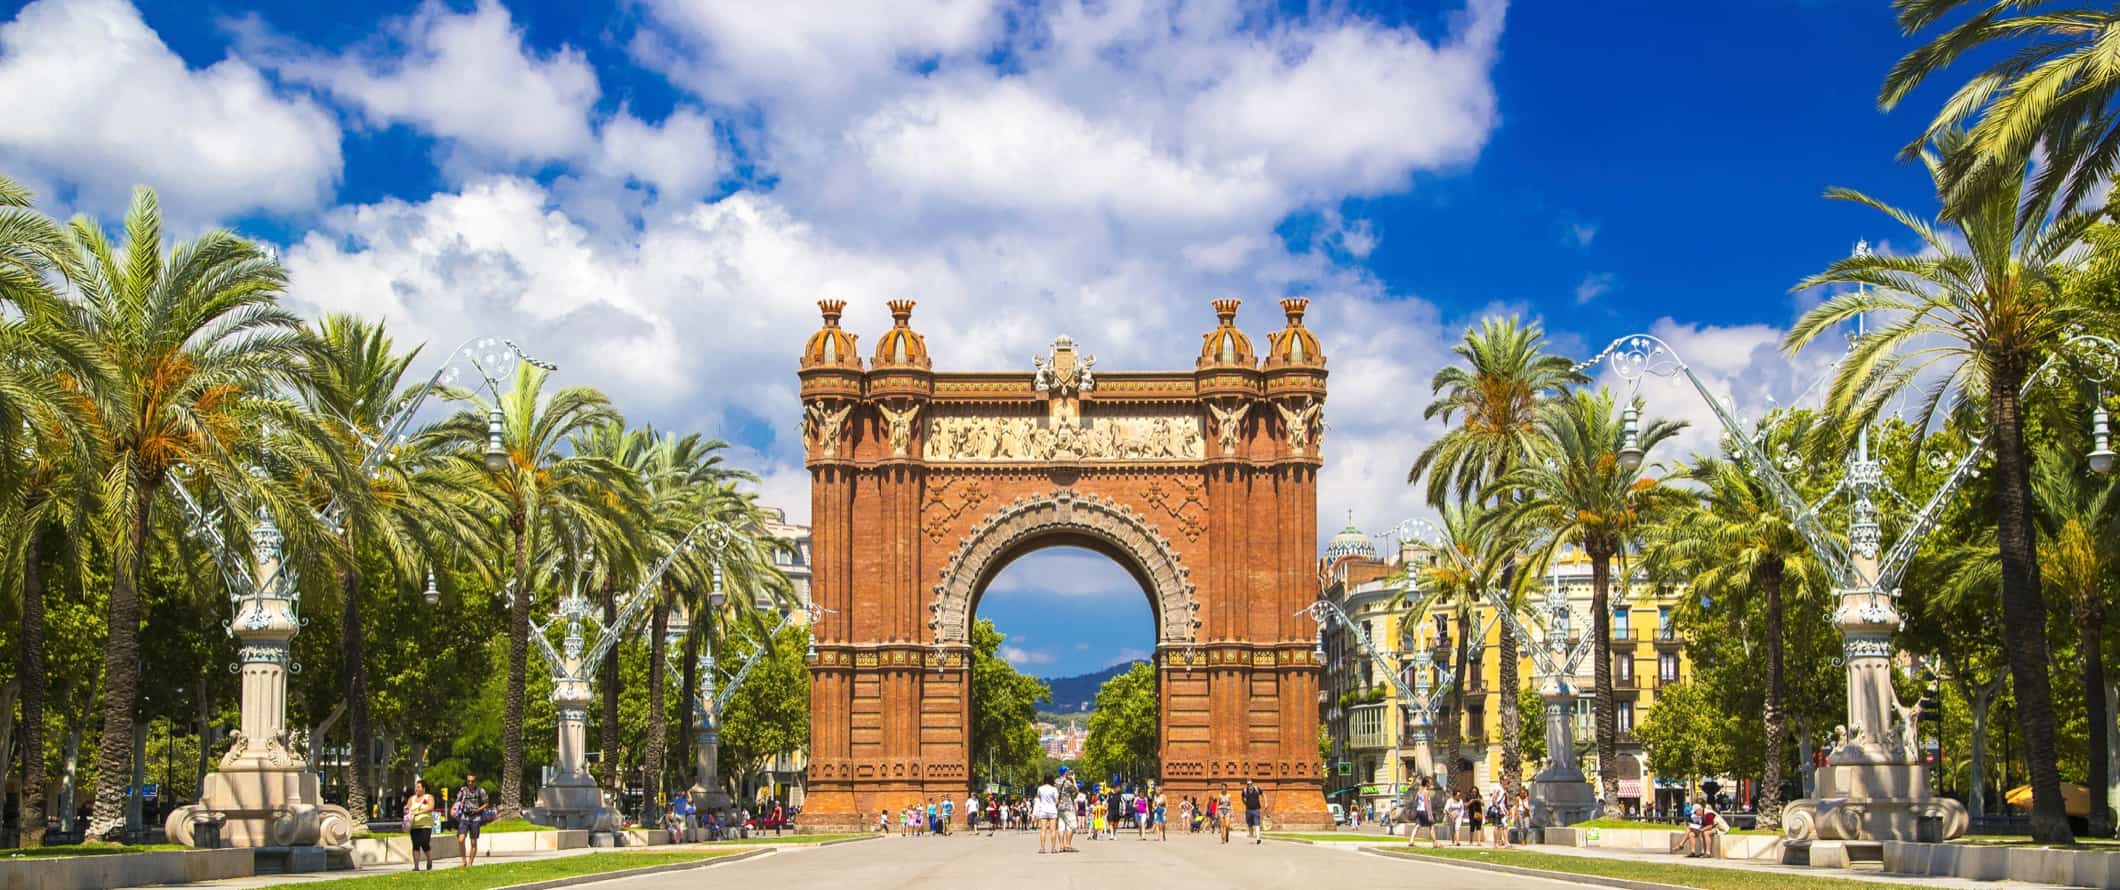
[1397,779,1529,849]
[872,771,1274,850]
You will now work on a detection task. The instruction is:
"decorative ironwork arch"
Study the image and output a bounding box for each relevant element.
[928,488,1200,646]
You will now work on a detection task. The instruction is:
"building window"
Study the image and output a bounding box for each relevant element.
[1468,706,1486,739]
[1657,606,1672,632]
[1612,607,1629,638]
[1659,652,1679,683]
[1615,653,1633,683]
[1618,700,1635,733]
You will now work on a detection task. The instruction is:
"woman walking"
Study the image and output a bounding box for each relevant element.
[1407,781,1438,849]
[1034,775,1060,854]
[1487,786,1509,848]
[1154,790,1168,841]
[402,780,436,871]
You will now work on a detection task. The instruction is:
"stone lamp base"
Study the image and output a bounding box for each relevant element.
[1783,760,1968,842]
[527,774,621,831]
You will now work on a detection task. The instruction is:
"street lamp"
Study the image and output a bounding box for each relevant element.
[422,570,440,607]
[483,408,508,472]
[2088,403,2115,475]
[1617,404,1644,472]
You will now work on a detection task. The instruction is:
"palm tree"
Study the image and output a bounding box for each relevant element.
[1879,2,2120,215]
[0,175,97,848]
[1785,133,2097,843]
[1641,413,1833,830]
[422,362,632,816]
[290,315,440,829]
[69,188,314,838]
[2028,446,2118,838]
[1396,501,1501,793]
[1491,388,1688,814]
[1407,315,1583,790]
[565,423,654,794]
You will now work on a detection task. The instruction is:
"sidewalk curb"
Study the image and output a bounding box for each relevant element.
[501,847,774,890]
[1362,847,1696,890]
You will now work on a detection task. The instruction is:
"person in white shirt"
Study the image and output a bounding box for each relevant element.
[965,794,979,833]
[1033,777,1060,854]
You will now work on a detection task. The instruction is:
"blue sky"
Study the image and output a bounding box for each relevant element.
[0,0,1960,676]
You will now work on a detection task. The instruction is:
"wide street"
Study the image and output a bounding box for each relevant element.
[597,834,1596,890]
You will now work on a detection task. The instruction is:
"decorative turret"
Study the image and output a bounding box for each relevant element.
[802,300,861,370]
[1323,513,1377,566]
[1196,298,1256,368]
[871,299,931,369]
[1264,298,1324,368]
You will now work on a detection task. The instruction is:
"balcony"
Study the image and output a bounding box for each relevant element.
[1613,673,1638,691]
[1653,626,1681,646]
[1658,673,1682,688]
[1610,627,1638,642]
[1349,703,1390,751]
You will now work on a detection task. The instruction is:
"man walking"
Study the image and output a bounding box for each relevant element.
[453,773,490,868]
[939,795,954,836]
[1241,777,1265,844]
[1055,767,1079,852]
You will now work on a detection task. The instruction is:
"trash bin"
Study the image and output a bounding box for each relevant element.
[1915,815,1942,844]
[192,814,227,849]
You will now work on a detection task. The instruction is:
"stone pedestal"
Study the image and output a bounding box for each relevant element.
[688,727,734,820]
[1530,682,1597,827]
[167,518,352,850]
[526,673,619,831]
[1783,587,1967,844]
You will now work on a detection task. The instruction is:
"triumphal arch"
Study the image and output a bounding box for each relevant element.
[797,297,1331,830]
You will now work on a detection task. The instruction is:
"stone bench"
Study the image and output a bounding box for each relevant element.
[1884,840,2120,887]
[0,847,252,890]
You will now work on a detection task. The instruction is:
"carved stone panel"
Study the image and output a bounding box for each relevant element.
[923,411,1204,462]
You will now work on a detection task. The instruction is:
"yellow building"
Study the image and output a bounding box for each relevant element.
[1318,525,1697,820]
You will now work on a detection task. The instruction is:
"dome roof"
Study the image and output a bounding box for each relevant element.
[1324,514,1378,564]
[1196,298,1255,367]
[802,300,860,369]
[872,299,931,368]
[1264,298,1324,367]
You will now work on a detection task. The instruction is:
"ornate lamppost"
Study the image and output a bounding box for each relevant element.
[667,571,828,824]
[162,337,550,852]
[1581,282,2118,843]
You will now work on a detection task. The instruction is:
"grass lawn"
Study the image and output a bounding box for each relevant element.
[2,843,190,859]
[473,818,555,833]
[1375,846,1935,890]
[291,850,742,889]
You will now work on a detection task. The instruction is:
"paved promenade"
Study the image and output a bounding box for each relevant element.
[595,830,1599,890]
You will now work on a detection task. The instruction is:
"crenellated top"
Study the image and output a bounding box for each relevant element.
[1196,298,1256,369]
[871,299,931,369]
[1264,298,1324,368]
[802,300,862,370]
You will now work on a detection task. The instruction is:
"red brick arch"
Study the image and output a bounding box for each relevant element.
[797,299,1332,830]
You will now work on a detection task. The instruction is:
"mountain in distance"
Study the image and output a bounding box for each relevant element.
[1040,660,1146,713]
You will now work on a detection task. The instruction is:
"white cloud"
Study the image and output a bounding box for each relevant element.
[257,0,598,164]
[986,549,1147,599]
[1588,317,1843,464]
[1567,222,1598,247]
[1575,272,1616,304]
[0,0,342,219]
[1002,646,1056,667]
[1110,648,1150,666]
[634,0,1001,106]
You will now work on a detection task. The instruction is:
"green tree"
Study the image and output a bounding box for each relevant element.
[421,363,630,815]
[1635,680,1737,794]
[69,188,316,837]
[970,618,1051,782]
[1878,2,2120,214]
[1786,133,2100,843]
[1082,661,1157,783]
[716,623,810,800]
[1642,413,1834,829]
[0,175,96,848]
[1492,388,1688,815]
[1407,315,1584,790]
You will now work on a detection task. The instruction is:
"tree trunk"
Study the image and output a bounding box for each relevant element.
[643,599,669,821]
[598,578,620,792]
[339,563,372,829]
[2081,600,2111,837]
[1589,545,1619,815]
[1758,557,1786,830]
[680,618,701,790]
[1986,366,2072,843]
[1436,606,1469,793]
[89,490,152,839]
[500,515,530,817]
[1497,608,1522,791]
[19,530,48,847]
[1961,673,2004,819]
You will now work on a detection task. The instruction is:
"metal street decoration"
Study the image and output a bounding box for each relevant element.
[662,574,829,820]
[161,336,551,850]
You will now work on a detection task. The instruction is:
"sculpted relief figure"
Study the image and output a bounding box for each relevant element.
[923,413,1204,461]
[1207,402,1251,455]
[1275,396,1325,454]
[803,401,853,457]
[877,403,922,457]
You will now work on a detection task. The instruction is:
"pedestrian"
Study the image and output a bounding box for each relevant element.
[402,780,436,871]
[1217,788,1234,843]
[939,795,953,836]
[773,801,785,836]
[1154,790,1167,841]
[1055,767,1080,851]
[1034,775,1060,854]
[1408,781,1437,849]
[1488,786,1508,848]
[1447,790,1468,845]
[452,773,490,868]
[1241,778,1265,844]
[964,792,978,834]
[1466,787,1484,843]
[877,809,890,834]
